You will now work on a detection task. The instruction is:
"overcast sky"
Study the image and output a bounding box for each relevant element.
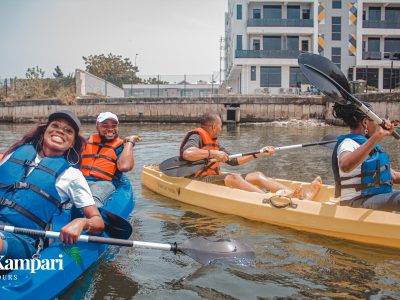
[0,0,228,79]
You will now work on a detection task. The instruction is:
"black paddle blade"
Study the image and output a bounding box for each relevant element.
[178,237,255,266]
[298,53,350,103]
[100,208,133,239]
[159,156,206,177]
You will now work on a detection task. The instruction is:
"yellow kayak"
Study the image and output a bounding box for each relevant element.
[141,165,400,250]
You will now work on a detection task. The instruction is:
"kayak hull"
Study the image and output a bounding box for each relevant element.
[141,165,400,250]
[0,175,134,300]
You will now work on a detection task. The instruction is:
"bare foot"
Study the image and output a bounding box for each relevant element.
[291,176,322,200]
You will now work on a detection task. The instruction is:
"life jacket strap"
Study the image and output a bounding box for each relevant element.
[8,158,58,177]
[0,182,63,210]
[195,161,220,177]
[80,166,118,181]
[81,154,117,163]
[88,141,117,150]
[0,197,47,229]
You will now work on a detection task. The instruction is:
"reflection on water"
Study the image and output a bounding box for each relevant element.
[0,122,399,299]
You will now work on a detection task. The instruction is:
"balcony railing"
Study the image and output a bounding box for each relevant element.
[248,18,313,27]
[363,20,400,29]
[362,51,400,60]
[235,50,302,59]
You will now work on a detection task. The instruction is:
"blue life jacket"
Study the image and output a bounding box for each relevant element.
[332,134,392,199]
[0,144,71,230]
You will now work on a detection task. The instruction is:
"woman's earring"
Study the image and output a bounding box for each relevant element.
[66,147,79,166]
[364,128,369,136]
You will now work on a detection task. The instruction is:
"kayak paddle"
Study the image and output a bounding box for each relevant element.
[298,53,400,140]
[0,224,255,266]
[159,134,337,177]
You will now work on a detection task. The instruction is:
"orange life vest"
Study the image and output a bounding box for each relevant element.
[81,134,124,181]
[179,128,221,177]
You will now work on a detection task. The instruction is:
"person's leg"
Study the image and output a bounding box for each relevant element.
[0,231,36,260]
[87,180,116,207]
[359,191,400,212]
[224,173,265,193]
[245,172,322,200]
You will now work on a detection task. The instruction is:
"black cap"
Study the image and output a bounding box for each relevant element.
[48,110,81,133]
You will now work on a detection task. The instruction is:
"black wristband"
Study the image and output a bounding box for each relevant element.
[125,138,135,147]
[252,153,257,159]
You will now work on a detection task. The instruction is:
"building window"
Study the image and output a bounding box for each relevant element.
[368,7,381,21]
[348,68,354,81]
[383,68,400,89]
[332,0,341,9]
[356,68,379,88]
[263,5,281,19]
[260,66,281,87]
[301,40,309,52]
[332,47,341,69]
[290,67,308,87]
[386,7,400,21]
[368,37,380,52]
[199,89,211,97]
[253,39,260,50]
[251,66,256,81]
[236,35,242,50]
[181,89,193,97]
[384,38,400,53]
[263,36,282,50]
[237,4,242,20]
[287,36,299,50]
[302,9,310,19]
[132,90,144,97]
[287,5,300,19]
[253,9,261,19]
[332,17,341,41]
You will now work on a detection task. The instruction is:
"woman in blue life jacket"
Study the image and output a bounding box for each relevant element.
[0,110,104,260]
[332,102,400,211]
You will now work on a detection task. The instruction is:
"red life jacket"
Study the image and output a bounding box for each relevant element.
[81,134,124,180]
[179,128,221,177]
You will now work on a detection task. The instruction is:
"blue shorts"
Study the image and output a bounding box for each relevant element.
[87,180,116,207]
[0,231,36,261]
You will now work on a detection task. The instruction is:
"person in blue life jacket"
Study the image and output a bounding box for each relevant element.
[0,110,104,261]
[80,112,141,207]
[332,102,400,211]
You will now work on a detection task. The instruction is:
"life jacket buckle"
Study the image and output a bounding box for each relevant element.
[13,182,30,189]
[0,198,16,208]
[24,160,38,168]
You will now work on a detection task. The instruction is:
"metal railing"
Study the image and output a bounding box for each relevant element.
[235,50,302,59]
[247,18,313,27]
[363,20,400,29]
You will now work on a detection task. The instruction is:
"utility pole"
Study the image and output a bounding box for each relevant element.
[219,36,224,84]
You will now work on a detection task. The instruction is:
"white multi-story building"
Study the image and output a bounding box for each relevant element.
[225,0,400,94]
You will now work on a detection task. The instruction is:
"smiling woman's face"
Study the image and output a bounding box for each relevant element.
[42,118,76,156]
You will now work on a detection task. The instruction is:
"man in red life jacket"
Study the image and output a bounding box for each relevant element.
[81,112,141,206]
[180,113,322,200]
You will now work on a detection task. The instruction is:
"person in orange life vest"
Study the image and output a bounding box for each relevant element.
[180,113,322,200]
[81,112,141,206]
[0,110,104,260]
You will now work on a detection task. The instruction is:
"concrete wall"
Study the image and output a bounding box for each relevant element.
[75,69,124,98]
[0,93,398,124]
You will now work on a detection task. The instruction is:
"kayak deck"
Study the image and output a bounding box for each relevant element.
[0,175,135,300]
[141,165,400,250]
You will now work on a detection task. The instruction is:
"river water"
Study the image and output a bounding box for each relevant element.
[1,122,400,299]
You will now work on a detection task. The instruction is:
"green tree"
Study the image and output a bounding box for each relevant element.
[26,66,45,79]
[143,77,169,84]
[82,53,141,87]
[53,66,64,78]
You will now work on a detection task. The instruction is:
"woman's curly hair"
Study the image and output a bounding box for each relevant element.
[332,102,371,129]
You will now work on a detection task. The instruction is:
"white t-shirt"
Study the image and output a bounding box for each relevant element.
[0,152,95,208]
[337,138,362,200]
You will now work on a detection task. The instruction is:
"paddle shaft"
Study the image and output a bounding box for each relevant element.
[0,224,174,251]
[226,139,337,159]
[303,63,400,140]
